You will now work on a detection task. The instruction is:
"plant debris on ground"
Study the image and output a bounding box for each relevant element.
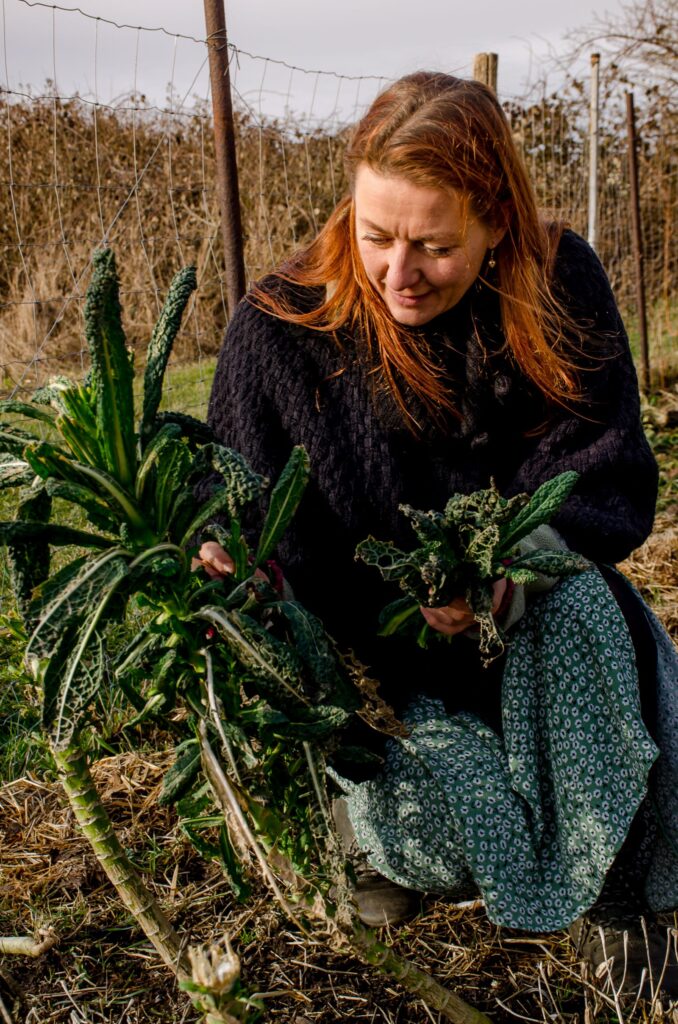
[0,391,676,1024]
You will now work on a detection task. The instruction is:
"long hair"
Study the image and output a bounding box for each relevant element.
[252,72,582,430]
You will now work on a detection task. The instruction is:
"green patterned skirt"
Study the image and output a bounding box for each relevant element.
[337,568,678,931]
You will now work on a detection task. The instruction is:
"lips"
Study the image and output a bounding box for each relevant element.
[388,289,432,306]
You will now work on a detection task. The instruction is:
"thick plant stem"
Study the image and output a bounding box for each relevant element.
[201,737,492,1023]
[349,924,493,1024]
[52,738,190,977]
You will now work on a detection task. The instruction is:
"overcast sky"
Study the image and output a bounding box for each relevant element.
[3,0,622,124]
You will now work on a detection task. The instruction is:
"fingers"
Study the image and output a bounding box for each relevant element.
[422,578,509,636]
[420,599,475,636]
[194,541,235,578]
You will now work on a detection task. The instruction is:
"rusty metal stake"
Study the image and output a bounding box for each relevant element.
[203,0,246,318]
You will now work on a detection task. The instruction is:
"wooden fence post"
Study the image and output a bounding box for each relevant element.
[472,54,498,94]
[203,0,247,318]
[587,54,600,252]
[625,91,650,392]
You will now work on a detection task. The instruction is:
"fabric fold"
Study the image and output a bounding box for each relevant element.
[336,569,675,931]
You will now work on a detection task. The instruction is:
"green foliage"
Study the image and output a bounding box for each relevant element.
[140,266,198,449]
[357,474,589,664]
[0,247,379,909]
[83,249,136,488]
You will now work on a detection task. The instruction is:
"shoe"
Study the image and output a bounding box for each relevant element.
[568,912,678,1000]
[331,797,422,927]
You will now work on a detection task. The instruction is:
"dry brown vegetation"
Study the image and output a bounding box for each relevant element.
[2,751,677,1024]
[0,92,347,396]
[0,78,675,400]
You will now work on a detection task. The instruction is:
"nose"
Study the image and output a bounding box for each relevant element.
[385,243,422,292]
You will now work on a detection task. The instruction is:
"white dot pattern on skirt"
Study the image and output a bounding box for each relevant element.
[340,569,678,932]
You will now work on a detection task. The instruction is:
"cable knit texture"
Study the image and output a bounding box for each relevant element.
[206,230,658,717]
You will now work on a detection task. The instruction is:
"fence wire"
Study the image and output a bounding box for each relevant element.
[0,0,675,418]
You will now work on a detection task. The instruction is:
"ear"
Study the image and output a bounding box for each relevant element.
[489,224,508,248]
[488,205,510,248]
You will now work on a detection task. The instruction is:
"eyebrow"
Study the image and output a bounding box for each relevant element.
[357,217,462,244]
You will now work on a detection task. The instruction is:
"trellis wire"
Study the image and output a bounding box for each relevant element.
[0,0,675,412]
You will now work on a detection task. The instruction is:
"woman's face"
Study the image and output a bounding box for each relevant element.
[354,164,505,327]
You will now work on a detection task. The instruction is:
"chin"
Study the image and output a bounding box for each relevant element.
[390,306,437,327]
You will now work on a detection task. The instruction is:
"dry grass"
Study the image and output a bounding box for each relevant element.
[0,88,676,398]
[1,747,677,1023]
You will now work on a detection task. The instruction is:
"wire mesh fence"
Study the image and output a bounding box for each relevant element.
[0,1,675,419]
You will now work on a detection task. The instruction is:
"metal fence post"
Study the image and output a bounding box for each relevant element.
[625,91,650,392]
[472,54,498,94]
[587,54,600,251]
[203,0,246,318]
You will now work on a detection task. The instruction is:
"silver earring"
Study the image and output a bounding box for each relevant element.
[487,248,496,269]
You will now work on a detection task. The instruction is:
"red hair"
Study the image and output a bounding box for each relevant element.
[252,72,582,430]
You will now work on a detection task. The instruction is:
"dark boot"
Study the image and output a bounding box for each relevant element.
[332,797,422,928]
[568,803,678,1000]
[568,911,678,1000]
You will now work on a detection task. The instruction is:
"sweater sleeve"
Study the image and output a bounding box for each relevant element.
[504,233,658,564]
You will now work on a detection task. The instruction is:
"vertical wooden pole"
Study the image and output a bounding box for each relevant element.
[203,0,246,317]
[625,91,650,392]
[472,54,498,94]
[587,54,600,252]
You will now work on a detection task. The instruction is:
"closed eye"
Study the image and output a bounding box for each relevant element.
[420,243,454,257]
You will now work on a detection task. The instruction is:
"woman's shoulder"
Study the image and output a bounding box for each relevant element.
[552,229,613,292]
[219,276,338,388]
[228,276,320,326]
[551,228,623,330]
[224,277,323,349]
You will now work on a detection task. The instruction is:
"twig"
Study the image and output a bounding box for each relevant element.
[0,930,58,957]
[0,991,14,1024]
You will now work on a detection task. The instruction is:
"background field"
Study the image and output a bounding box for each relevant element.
[0,1,676,1020]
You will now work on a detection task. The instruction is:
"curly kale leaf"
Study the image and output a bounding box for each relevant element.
[357,472,587,666]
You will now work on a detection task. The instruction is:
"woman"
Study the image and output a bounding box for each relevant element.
[199,73,678,997]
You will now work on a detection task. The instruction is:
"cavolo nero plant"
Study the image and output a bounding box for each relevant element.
[356,475,590,664]
[0,250,499,1024]
[0,249,368,979]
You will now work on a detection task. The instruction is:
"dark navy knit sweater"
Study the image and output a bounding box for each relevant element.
[206,230,658,716]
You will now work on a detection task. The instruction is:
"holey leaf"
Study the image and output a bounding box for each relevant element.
[41,628,106,749]
[27,549,129,660]
[197,606,310,712]
[275,600,345,703]
[254,445,310,567]
[48,575,129,749]
[210,444,267,518]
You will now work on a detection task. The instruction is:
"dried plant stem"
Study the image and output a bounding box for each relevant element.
[51,738,190,977]
[201,730,492,1023]
[0,931,57,957]
[199,722,309,934]
[348,924,493,1024]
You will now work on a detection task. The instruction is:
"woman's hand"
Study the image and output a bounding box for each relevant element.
[420,578,508,636]
[192,541,235,579]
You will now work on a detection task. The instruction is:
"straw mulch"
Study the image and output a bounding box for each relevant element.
[1,748,677,1023]
[1,407,676,1023]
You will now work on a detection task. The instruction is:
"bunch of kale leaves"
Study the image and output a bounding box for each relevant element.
[356,474,589,664]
